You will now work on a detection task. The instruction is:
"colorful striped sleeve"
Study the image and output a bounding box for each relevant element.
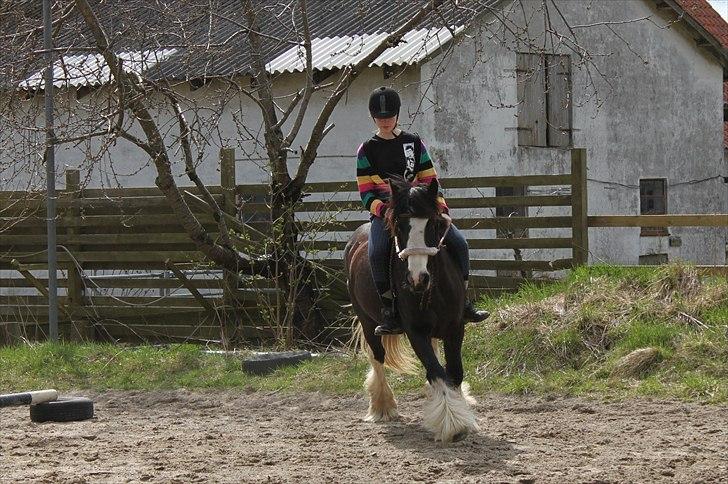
[356,143,387,217]
[414,139,449,214]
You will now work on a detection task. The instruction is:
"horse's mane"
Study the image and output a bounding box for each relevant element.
[384,176,441,236]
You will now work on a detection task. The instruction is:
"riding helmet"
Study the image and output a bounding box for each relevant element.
[368,86,401,119]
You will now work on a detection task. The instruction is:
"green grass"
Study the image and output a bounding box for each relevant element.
[0,343,369,393]
[1,264,726,403]
[463,263,728,402]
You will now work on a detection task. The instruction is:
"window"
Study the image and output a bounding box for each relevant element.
[517,53,572,148]
[189,78,210,91]
[639,253,668,265]
[238,193,270,224]
[640,178,668,236]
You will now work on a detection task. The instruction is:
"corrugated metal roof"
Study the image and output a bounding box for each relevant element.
[21,25,460,88]
[265,27,463,74]
[7,0,728,91]
[20,49,177,89]
[8,0,496,88]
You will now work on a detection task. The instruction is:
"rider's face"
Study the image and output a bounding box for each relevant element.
[373,115,397,134]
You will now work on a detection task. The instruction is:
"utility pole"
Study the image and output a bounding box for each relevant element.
[43,0,58,341]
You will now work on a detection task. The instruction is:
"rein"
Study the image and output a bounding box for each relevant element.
[390,224,441,311]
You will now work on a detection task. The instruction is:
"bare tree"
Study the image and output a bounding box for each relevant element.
[0,0,668,343]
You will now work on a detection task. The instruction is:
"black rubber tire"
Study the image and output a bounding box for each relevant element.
[29,397,94,423]
[242,350,312,375]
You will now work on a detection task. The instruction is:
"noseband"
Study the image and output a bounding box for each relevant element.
[394,213,452,260]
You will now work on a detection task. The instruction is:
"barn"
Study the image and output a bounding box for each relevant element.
[2,0,726,268]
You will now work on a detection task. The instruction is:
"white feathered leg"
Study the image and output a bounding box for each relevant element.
[364,358,398,422]
[458,381,477,406]
[423,378,479,442]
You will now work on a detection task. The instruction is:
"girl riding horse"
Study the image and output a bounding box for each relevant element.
[346,87,486,442]
[355,86,488,335]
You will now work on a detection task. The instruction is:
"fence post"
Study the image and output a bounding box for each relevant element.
[571,148,589,266]
[220,147,237,214]
[65,169,93,341]
[220,147,239,347]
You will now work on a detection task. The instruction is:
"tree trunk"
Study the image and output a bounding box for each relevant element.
[270,173,325,344]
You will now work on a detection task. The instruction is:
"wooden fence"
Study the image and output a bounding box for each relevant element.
[0,148,589,344]
[588,214,728,276]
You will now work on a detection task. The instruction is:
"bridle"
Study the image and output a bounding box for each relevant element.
[393,213,452,260]
[391,212,452,308]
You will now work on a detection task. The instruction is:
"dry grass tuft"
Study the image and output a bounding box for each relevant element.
[647,264,728,321]
[649,264,702,303]
[610,347,661,378]
[489,263,727,359]
[490,294,565,331]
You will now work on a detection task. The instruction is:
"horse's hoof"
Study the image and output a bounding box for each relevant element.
[364,410,399,423]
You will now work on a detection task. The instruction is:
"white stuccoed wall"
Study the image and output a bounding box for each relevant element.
[418,0,727,266]
[1,0,726,268]
[1,69,421,188]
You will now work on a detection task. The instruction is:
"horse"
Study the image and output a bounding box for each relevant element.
[344,177,478,443]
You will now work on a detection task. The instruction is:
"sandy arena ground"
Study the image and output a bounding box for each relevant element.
[1,389,726,483]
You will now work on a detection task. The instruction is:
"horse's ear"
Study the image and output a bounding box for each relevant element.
[427,178,439,199]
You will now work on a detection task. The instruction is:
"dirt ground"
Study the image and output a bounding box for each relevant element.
[0,389,726,483]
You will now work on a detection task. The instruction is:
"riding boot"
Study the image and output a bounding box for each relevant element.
[374,303,404,336]
[463,299,489,323]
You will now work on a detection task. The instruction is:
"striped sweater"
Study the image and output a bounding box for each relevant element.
[356,131,448,217]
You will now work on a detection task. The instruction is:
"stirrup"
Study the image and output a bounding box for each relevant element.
[374,322,404,336]
[375,306,403,335]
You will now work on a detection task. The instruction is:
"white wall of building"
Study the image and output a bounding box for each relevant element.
[419,0,727,266]
[1,0,725,268]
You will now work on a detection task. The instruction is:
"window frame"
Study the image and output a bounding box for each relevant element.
[639,178,669,237]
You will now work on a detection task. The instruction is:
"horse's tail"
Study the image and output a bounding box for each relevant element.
[380,333,418,375]
[351,320,418,375]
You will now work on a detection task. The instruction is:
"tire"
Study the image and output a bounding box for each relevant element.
[242,350,312,375]
[29,397,94,423]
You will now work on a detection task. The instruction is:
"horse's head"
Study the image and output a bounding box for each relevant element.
[385,176,451,293]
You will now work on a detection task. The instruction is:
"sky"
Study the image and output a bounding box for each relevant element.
[707,0,728,21]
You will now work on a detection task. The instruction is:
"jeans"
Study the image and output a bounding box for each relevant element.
[368,216,469,295]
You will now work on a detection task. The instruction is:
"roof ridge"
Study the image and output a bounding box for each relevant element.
[676,0,728,48]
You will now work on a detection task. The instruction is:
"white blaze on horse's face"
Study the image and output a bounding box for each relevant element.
[406,217,431,289]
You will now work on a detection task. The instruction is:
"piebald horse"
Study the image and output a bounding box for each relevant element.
[345,177,478,443]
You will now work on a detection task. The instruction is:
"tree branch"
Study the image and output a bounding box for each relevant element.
[273,87,305,130]
[293,0,445,189]
[241,0,288,185]
[73,0,266,277]
[167,91,233,248]
[282,0,314,148]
